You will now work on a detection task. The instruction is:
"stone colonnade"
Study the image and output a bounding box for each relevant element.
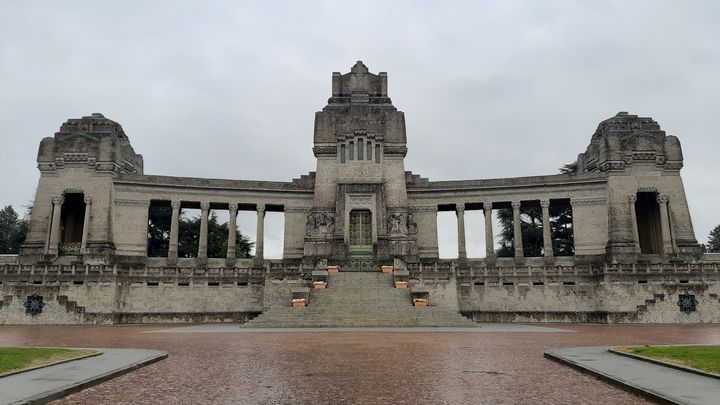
[166,202,268,263]
[451,199,564,260]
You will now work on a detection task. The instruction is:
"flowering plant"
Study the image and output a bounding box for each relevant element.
[291,298,306,303]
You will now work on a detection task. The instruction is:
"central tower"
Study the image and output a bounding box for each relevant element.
[304,61,417,264]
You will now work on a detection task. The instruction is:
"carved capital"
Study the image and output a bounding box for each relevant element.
[483,202,493,210]
[228,202,238,211]
[83,196,93,205]
[171,201,182,209]
[511,201,521,209]
[455,205,465,214]
[540,200,550,208]
[627,195,638,203]
[257,205,266,213]
[656,194,670,204]
[200,202,210,211]
[51,196,64,205]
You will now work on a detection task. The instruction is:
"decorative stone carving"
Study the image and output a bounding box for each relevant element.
[114,199,149,207]
[511,201,521,209]
[677,294,697,314]
[24,295,44,316]
[570,197,607,206]
[539,200,550,208]
[51,196,64,205]
[387,213,417,235]
[656,194,670,204]
[577,112,683,173]
[627,195,637,203]
[306,212,335,236]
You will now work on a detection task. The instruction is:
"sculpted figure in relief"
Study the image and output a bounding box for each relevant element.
[306,212,335,236]
[387,213,417,235]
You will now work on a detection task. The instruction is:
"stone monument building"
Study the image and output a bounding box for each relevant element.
[1,61,718,325]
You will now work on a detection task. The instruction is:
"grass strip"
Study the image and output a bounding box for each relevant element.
[616,345,720,375]
[0,347,98,375]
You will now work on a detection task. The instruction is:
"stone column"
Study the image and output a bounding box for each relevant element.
[255,205,265,260]
[456,205,467,260]
[628,195,640,253]
[657,194,674,255]
[227,203,238,261]
[198,202,210,260]
[47,196,64,256]
[80,197,92,254]
[540,200,553,257]
[168,201,181,263]
[484,202,494,258]
[512,201,523,258]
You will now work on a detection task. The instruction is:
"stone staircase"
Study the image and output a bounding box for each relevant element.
[243,272,477,327]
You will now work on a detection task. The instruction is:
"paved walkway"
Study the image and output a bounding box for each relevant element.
[545,347,720,405]
[0,348,167,405]
[147,323,573,333]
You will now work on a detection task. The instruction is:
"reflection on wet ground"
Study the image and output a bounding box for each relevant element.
[1,324,718,404]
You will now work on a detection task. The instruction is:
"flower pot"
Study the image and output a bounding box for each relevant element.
[327,266,340,273]
[314,283,326,289]
[396,284,407,289]
[381,266,394,273]
[414,301,427,308]
[292,301,306,308]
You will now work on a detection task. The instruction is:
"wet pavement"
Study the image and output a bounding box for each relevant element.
[0,324,719,404]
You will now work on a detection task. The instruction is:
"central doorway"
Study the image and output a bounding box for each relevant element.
[348,209,373,257]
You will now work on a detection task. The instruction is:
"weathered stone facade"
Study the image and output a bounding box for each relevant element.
[2,61,717,324]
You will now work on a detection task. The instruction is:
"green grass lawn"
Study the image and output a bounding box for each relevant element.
[618,345,720,374]
[0,347,97,375]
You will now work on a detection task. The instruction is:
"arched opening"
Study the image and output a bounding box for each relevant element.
[59,193,85,255]
[636,192,663,254]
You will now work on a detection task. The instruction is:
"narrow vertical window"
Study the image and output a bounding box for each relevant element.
[367,141,372,161]
[357,138,363,160]
[375,144,381,163]
[340,144,346,163]
[349,142,354,160]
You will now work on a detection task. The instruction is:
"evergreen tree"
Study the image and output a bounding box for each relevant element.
[708,225,720,253]
[495,208,514,257]
[0,205,28,254]
[550,204,574,256]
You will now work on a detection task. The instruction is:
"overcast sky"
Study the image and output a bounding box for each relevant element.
[1,1,718,255]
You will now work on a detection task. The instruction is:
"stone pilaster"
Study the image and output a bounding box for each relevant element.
[540,200,553,258]
[512,201,523,258]
[198,202,209,260]
[255,205,265,261]
[484,202,494,259]
[227,203,238,262]
[628,195,640,253]
[456,205,467,260]
[47,196,64,256]
[657,194,674,255]
[80,197,92,254]
[168,201,181,264]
